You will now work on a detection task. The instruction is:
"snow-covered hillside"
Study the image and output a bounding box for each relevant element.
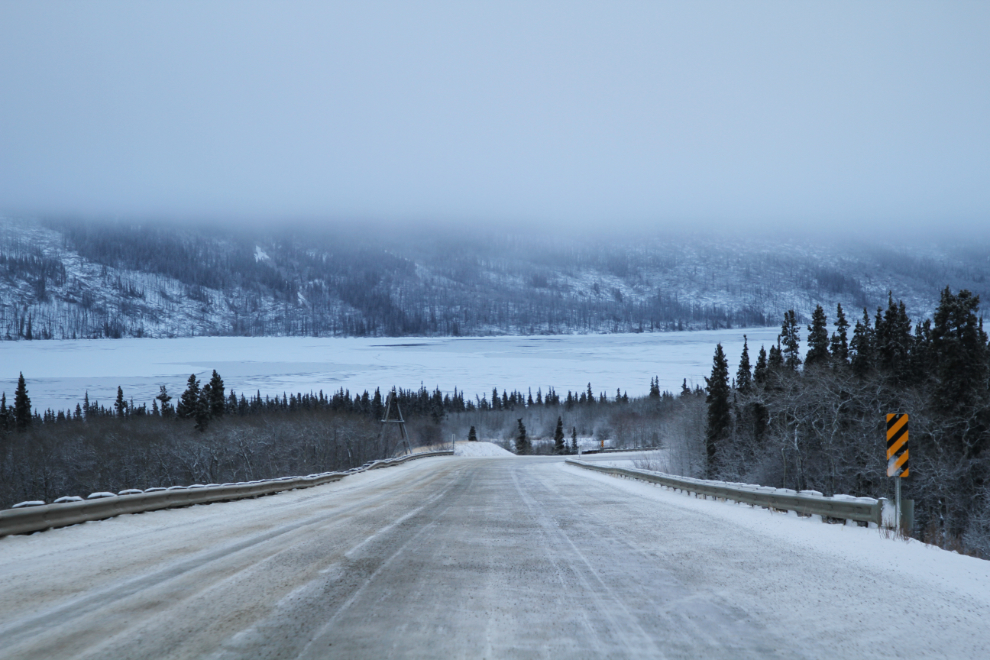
[1,216,987,340]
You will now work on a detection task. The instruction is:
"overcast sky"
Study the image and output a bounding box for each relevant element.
[1,1,988,233]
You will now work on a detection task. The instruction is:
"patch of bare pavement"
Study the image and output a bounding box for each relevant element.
[1,456,988,659]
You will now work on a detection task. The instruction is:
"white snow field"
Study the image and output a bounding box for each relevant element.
[0,329,782,414]
[454,441,515,457]
[1,456,988,659]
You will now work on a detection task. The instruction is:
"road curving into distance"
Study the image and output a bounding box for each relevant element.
[0,453,988,659]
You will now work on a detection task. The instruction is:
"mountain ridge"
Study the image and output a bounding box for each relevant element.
[1,217,987,340]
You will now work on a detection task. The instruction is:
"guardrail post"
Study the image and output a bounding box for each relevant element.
[901,499,914,536]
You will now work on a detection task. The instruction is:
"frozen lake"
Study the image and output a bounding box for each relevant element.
[1,329,783,414]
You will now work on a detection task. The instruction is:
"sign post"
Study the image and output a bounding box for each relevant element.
[886,413,910,532]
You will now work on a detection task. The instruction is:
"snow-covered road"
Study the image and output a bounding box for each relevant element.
[1,455,988,658]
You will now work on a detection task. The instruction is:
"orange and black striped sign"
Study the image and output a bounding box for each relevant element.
[886,413,909,477]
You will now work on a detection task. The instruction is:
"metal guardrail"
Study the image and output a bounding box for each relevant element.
[0,451,453,538]
[566,459,882,526]
[579,446,657,455]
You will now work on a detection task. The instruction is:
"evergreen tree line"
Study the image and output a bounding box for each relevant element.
[506,416,580,456]
[0,374,629,434]
[703,288,990,556]
[0,368,644,508]
[447,383,705,464]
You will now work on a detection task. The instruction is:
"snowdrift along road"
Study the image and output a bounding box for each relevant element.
[1,455,988,659]
[454,441,515,457]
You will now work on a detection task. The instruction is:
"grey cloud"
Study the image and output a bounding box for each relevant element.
[1,1,988,233]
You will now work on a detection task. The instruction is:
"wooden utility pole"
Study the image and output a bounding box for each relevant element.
[379,388,412,457]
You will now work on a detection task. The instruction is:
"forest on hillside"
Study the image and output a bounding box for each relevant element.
[1,217,988,339]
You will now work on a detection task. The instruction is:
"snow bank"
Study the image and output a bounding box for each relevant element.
[596,459,639,469]
[563,462,990,603]
[11,501,45,509]
[455,442,514,458]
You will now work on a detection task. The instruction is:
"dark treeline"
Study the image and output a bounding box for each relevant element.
[0,366,658,509]
[702,288,990,557]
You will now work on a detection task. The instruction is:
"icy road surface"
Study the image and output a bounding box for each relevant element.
[1,456,988,659]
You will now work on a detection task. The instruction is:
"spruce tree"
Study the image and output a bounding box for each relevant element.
[156,385,173,417]
[931,288,989,429]
[704,344,731,477]
[554,416,565,454]
[13,373,31,431]
[910,318,934,381]
[768,341,783,371]
[780,310,802,370]
[114,386,127,418]
[195,384,212,432]
[570,427,578,453]
[877,294,913,379]
[177,374,200,419]
[515,418,530,455]
[0,392,8,432]
[207,370,226,417]
[873,305,887,367]
[753,346,768,385]
[649,377,660,398]
[736,336,752,392]
[805,305,830,366]
[849,308,875,376]
[372,388,384,420]
[468,425,478,442]
[830,303,849,364]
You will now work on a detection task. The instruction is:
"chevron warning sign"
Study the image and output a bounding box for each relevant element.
[886,413,909,477]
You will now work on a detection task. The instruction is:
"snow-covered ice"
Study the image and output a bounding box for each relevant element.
[0,329,783,414]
